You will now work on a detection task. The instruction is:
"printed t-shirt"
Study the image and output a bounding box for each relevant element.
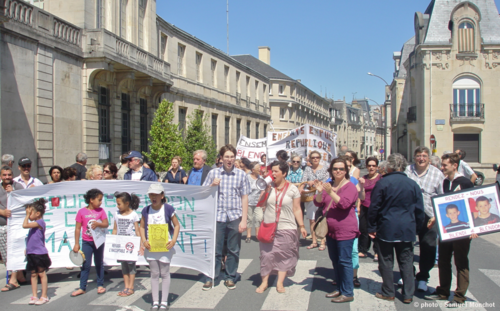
[76,207,108,241]
[115,211,140,236]
[145,205,176,263]
[26,219,48,255]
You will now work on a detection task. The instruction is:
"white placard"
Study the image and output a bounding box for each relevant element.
[104,235,141,262]
[236,136,267,162]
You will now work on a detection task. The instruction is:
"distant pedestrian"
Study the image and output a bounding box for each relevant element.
[103,163,118,180]
[14,157,43,188]
[123,151,157,181]
[48,166,63,184]
[186,150,212,186]
[117,153,129,180]
[455,149,478,184]
[23,199,51,305]
[162,156,187,184]
[368,153,425,304]
[430,156,441,169]
[70,153,88,180]
[344,151,360,180]
[246,162,263,243]
[86,164,103,180]
[1,154,14,168]
[62,167,77,181]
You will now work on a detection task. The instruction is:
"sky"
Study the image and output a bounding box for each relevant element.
[157,0,500,107]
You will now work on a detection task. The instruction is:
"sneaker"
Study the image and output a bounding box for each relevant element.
[224,280,236,290]
[397,278,403,287]
[424,292,448,300]
[417,280,428,292]
[29,296,38,305]
[202,281,213,291]
[446,300,465,308]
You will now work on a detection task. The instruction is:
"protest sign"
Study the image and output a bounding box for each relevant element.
[149,224,169,252]
[7,181,217,278]
[104,235,141,262]
[432,183,500,241]
[267,124,336,166]
[236,136,267,162]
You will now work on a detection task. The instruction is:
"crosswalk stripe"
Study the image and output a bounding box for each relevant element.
[11,278,82,304]
[90,267,180,306]
[350,262,397,311]
[479,269,500,287]
[172,259,253,309]
[260,260,316,311]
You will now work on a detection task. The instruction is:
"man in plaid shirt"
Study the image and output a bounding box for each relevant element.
[405,146,444,292]
[202,144,250,291]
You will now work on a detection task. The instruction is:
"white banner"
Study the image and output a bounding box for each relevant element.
[267,124,336,166]
[236,136,267,162]
[7,181,217,278]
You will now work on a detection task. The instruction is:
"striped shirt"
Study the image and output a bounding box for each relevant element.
[405,164,444,217]
[444,221,470,233]
[203,166,251,222]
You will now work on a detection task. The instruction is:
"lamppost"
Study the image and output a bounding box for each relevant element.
[367,72,390,160]
[0,2,9,157]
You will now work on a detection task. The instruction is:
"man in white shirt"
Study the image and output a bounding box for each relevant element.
[454,149,477,184]
[13,157,43,188]
[123,151,157,182]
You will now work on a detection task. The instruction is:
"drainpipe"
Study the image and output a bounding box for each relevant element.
[429,51,433,154]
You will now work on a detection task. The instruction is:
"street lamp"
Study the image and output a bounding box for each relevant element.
[367,72,390,160]
[367,72,389,86]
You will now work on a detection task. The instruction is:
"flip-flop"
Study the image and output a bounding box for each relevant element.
[1,283,20,292]
[307,243,318,249]
[97,287,106,294]
[71,289,86,297]
[318,245,326,251]
[118,289,128,296]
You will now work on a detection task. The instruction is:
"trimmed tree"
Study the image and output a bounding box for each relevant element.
[183,107,217,170]
[144,99,188,172]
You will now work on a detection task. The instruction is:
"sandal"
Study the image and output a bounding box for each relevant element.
[35,297,49,305]
[256,285,268,293]
[29,296,38,305]
[353,276,361,288]
[160,302,168,310]
[276,286,286,294]
[318,245,326,251]
[245,237,251,243]
[1,283,20,292]
[71,289,86,297]
[97,287,106,294]
[307,243,318,249]
[118,288,129,296]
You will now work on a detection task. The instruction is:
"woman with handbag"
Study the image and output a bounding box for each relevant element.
[299,151,329,251]
[314,158,359,303]
[256,161,307,294]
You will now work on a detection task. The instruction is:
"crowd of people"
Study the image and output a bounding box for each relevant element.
[0,144,488,308]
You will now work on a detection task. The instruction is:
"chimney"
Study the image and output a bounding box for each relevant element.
[259,46,270,65]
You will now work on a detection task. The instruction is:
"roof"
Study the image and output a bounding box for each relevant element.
[424,0,500,45]
[396,36,415,78]
[231,55,294,81]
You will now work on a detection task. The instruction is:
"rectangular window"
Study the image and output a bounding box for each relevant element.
[178,107,187,138]
[120,0,127,39]
[160,33,167,60]
[177,44,185,76]
[138,0,146,49]
[269,83,272,95]
[279,84,284,95]
[280,107,286,120]
[224,66,230,92]
[246,76,250,96]
[236,71,241,93]
[96,0,105,28]
[212,114,218,145]
[225,117,230,145]
[211,59,217,87]
[121,93,131,154]
[264,124,267,136]
[255,81,259,100]
[98,87,110,143]
[236,119,241,140]
[246,120,251,138]
[196,52,202,82]
[256,122,260,138]
[263,85,267,98]
[140,98,148,153]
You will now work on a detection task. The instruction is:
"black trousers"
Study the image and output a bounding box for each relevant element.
[377,239,415,300]
[358,205,378,255]
[415,214,438,282]
[435,238,471,303]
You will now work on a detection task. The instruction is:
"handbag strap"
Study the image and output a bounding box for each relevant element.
[322,178,347,215]
[274,182,290,223]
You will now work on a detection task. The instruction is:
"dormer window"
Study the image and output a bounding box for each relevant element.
[458,21,474,53]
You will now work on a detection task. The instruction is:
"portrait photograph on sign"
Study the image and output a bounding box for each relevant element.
[432,183,500,241]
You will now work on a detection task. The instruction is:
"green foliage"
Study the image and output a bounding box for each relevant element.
[183,107,218,170]
[144,99,188,172]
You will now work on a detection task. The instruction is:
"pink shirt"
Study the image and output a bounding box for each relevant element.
[75,207,108,242]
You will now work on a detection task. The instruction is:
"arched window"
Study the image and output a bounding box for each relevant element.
[458,21,474,53]
[452,77,480,117]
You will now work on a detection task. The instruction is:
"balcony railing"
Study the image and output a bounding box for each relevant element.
[407,106,417,123]
[236,92,241,105]
[246,96,251,108]
[450,103,485,121]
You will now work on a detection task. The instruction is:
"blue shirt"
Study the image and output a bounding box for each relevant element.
[286,167,303,183]
[187,167,204,186]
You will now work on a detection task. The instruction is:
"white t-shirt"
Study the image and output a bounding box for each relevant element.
[263,183,301,230]
[131,168,143,181]
[458,161,474,179]
[145,205,176,263]
[114,211,140,236]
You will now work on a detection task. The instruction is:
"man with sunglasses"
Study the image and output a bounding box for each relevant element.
[13,157,43,188]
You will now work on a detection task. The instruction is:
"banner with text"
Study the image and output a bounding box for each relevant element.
[7,181,217,278]
[236,136,267,162]
[267,124,337,166]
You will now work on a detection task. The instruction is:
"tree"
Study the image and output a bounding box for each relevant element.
[183,107,217,170]
[144,99,187,172]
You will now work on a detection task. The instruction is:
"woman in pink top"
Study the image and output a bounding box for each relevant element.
[314,158,359,303]
[358,157,383,260]
[71,188,109,297]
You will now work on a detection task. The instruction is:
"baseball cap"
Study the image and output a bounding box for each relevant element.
[147,183,164,194]
[125,151,142,159]
[18,157,32,166]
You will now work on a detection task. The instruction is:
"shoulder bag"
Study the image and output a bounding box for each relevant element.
[257,182,290,243]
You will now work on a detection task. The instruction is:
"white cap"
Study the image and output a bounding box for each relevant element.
[147,183,164,194]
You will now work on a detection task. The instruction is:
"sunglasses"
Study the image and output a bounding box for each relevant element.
[332,168,345,171]
[103,170,111,173]
[21,164,31,168]
[292,161,301,163]
[310,157,321,160]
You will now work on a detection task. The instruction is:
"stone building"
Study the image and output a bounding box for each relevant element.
[0,0,269,181]
[232,47,331,133]
[390,0,500,179]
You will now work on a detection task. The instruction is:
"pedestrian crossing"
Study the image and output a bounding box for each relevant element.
[4,260,498,310]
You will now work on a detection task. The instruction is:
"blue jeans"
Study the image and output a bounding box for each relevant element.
[326,236,355,297]
[80,240,105,291]
[208,217,242,283]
